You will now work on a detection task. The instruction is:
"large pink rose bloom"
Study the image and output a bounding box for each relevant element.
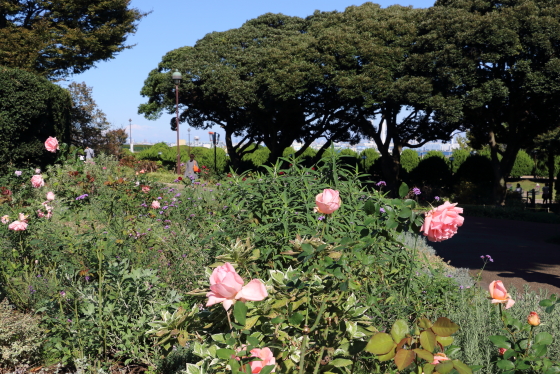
[489,280,515,309]
[44,136,59,152]
[315,189,341,214]
[420,201,464,242]
[206,262,267,310]
[31,175,45,188]
[249,347,276,373]
[46,191,55,201]
[8,220,27,231]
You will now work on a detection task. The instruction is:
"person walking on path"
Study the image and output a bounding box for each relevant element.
[184,153,199,181]
[85,146,95,160]
[542,185,550,204]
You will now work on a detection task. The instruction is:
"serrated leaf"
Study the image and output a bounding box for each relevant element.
[453,359,473,374]
[533,343,548,357]
[391,320,408,343]
[535,332,553,345]
[413,348,434,362]
[420,330,437,352]
[365,333,395,355]
[431,317,459,337]
[395,349,415,370]
[489,335,511,349]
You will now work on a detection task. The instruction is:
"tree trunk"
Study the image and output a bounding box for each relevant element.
[547,151,555,199]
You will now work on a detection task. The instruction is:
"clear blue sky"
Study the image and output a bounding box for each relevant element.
[66,0,435,146]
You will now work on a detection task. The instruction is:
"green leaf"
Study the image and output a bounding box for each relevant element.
[413,348,434,362]
[436,360,454,374]
[394,349,415,370]
[431,317,459,337]
[364,200,376,215]
[365,333,395,355]
[540,299,553,307]
[497,359,515,370]
[533,343,548,357]
[489,335,511,349]
[453,360,473,374]
[390,320,409,344]
[259,365,275,374]
[330,358,353,367]
[423,363,435,374]
[420,330,436,352]
[436,335,454,347]
[376,344,397,361]
[535,332,553,345]
[233,301,247,326]
[247,336,260,347]
[399,182,409,198]
[418,318,433,329]
[217,348,235,360]
[398,207,412,218]
[544,367,560,374]
[470,365,484,372]
[289,312,304,326]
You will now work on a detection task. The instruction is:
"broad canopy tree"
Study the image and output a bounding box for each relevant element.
[0,0,145,80]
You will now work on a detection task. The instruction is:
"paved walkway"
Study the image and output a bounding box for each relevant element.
[430,216,560,296]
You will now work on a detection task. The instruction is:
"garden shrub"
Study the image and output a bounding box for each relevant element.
[359,148,380,173]
[0,298,43,367]
[453,155,494,204]
[409,155,452,195]
[510,149,533,178]
[0,67,71,170]
[450,148,470,173]
[400,149,419,172]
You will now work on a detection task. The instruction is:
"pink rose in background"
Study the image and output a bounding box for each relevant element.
[431,352,450,365]
[249,347,276,373]
[37,210,52,219]
[31,175,45,188]
[489,280,515,309]
[45,137,59,152]
[420,201,464,242]
[206,262,267,310]
[142,186,150,193]
[315,189,341,214]
[46,191,55,201]
[18,213,27,221]
[151,200,161,209]
[35,168,41,174]
[1,215,9,224]
[8,220,27,231]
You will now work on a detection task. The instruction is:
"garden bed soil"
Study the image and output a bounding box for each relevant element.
[430,215,560,296]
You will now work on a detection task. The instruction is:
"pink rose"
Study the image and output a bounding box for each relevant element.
[249,347,276,373]
[206,262,267,310]
[315,189,341,214]
[420,201,464,242]
[8,220,27,231]
[31,175,45,188]
[46,191,55,201]
[431,352,450,365]
[151,200,161,209]
[37,210,52,219]
[142,186,150,193]
[45,136,59,152]
[1,215,9,224]
[489,280,515,309]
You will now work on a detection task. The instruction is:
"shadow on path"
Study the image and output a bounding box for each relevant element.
[430,216,560,295]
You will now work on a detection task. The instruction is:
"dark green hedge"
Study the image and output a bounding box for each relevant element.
[0,67,71,169]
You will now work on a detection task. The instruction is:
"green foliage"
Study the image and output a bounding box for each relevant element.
[401,149,420,173]
[510,150,533,178]
[241,145,270,169]
[410,156,452,191]
[0,298,43,367]
[0,67,71,170]
[425,150,445,159]
[450,149,470,174]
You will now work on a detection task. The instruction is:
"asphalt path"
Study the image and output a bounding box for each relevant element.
[430,216,560,296]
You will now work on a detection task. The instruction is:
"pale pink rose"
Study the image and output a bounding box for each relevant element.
[151,200,161,209]
[139,169,146,174]
[44,136,59,152]
[141,186,150,193]
[103,167,107,170]
[37,210,52,219]
[420,201,464,242]
[46,191,55,201]
[489,280,515,309]
[315,189,341,214]
[431,352,450,365]
[31,175,45,188]
[35,168,41,174]
[249,347,276,373]
[8,220,27,231]
[1,215,9,224]
[206,262,267,310]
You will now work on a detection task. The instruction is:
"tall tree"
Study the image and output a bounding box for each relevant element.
[67,82,110,149]
[98,128,127,157]
[308,4,464,193]
[421,0,560,204]
[533,126,560,197]
[0,0,146,80]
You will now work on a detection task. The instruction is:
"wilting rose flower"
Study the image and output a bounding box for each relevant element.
[151,200,161,209]
[37,210,52,219]
[527,311,540,326]
[489,280,515,309]
[315,189,341,214]
[8,220,27,231]
[31,175,45,188]
[498,348,507,356]
[249,347,276,373]
[420,201,464,242]
[46,191,55,201]
[431,352,450,365]
[44,136,59,152]
[141,186,150,193]
[206,262,267,310]
[1,215,9,224]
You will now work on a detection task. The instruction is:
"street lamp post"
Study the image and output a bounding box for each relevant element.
[128,118,133,153]
[188,127,191,155]
[172,70,182,175]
